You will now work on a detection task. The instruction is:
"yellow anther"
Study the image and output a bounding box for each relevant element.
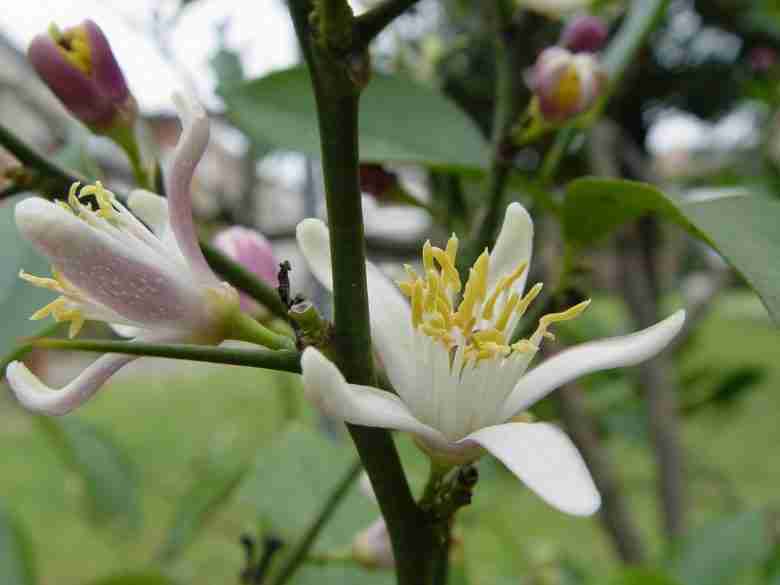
[422,240,434,272]
[435,297,453,328]
[554,64,582,111]
[403,264,418,281]
[425,269,440,312]
[503,261,528,291]
[19,270,64,293]
[398,281,414,297]
[495,293,520,332]
[473,328,505,345]
[516,282,544,320]
[431,247,461,292]
[511,339,538,354]
[51,24,92,74]
[57,200,75,214]
[411,279,425,328]
[30,297,67,321]
[445,234,459,265]
[471,250,490,301]
[61,309,85,338]
[68,182,81,209]
[532,299,591,344]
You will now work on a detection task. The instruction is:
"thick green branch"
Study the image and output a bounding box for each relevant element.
[32,338,302,373]
[353,0,422,48]
[289,2,435,584]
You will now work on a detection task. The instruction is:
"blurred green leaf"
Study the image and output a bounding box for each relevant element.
[85,573,179,585]
[0,505,37,585]
[238,424,392,584]
[37,416,141,533]
[0,197,54,359]
[613,568,683,585]
[563,179,780,323]
[156,451,249,563]
[223,67,489,171]
[671,509,772,585]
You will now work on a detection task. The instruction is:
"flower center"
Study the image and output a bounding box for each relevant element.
[49,23,92,75]
[398,235,590,363]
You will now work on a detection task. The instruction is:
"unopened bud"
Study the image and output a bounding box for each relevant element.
[529,47,606,123]
[213,226,279,314]
[28,20,137,134]
[559,15,608,53]
[352,518,395,569]
[748,47,777,74]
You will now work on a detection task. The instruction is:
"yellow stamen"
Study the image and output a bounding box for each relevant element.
[19,270,64,293]
[50,24,93,75]
[425,269,440,312]
[411,279,424,328]
[30,297,67,320]
[445,234,458,265]
[495,293,520,332]
[431,247,461,292]
[516,282,544,320]
[422,240,434,272]
[532,299,591,344]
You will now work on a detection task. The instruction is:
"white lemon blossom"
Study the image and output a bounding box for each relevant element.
[297,205,685,516]
[6,93,279,415]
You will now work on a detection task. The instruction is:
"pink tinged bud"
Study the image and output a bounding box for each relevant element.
[352,518,395,569]
[749,47,777,73]
[359,164,399,200]
[28,20,137,132]
[559,15,609,53]
[213,226,279,312]
[529,47,606,122]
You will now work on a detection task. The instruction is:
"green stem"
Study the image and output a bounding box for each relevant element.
[353,0,422,49]
[289,2,435,584]
[269,459,362,585]
[0,322,63,375]
[32,337,301,373]
[229,311,296,350]
[465,1,525,268]
[107,124,153,190]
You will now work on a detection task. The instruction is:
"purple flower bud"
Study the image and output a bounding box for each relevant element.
[559,15,609,53]
[28,20,137,132]
[213,226,279,314]
[529,47,606,123]
[359,163,399,200]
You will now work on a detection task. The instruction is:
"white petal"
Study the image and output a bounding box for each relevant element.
[166,92,217,282]
[127,189,185,263]
[6,353,138,415]
[301,348,447,448]
[500,310,686,420]
[488,203,534,295]
[296,219,414,393]
[466,422,600,516]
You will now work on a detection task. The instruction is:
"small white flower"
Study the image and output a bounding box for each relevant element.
[297,204,685,516]
[5,93,266,416]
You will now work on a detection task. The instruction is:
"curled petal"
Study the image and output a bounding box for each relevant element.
[488,202,534,295]
[465,422,600,516]
[6,352,138,415]
[500,310,686,421]
[167,92,215,282]
[297,219,414,393]
[302,348,447,448]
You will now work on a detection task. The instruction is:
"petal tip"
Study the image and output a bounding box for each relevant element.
[5,361,70,416]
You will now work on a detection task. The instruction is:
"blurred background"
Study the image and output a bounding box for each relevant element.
[1,1,780,584]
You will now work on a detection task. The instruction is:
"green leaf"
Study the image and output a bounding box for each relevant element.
[156,452,249,563]
[223,67,489,171]
[671,509,772,585]
[0,197,55,358]
[0,505,37,585]
[36,416,141,533]
[85,573,179,585]
[562,178,780,323]
[613,568,683,585]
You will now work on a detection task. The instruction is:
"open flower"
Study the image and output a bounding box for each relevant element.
[6,94,289,416]
[297,204,685,515]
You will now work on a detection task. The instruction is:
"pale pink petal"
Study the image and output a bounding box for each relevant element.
[465,422,600,516]
[499,310,686,421]
[6,353,138,415]
[166,92,216,282]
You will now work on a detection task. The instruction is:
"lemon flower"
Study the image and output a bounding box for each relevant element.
[297,204,684,515]
[6,94,291,415]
